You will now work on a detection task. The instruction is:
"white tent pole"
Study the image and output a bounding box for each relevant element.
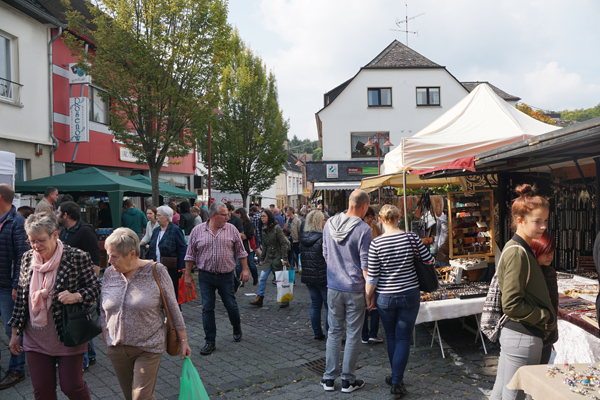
[403,170,409,231]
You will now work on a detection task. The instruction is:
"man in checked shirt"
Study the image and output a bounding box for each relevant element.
[184,202,249,355]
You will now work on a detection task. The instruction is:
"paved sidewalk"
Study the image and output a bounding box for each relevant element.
[1,272,497,399]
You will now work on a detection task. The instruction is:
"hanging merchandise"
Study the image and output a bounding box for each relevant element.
[447,190,495,258]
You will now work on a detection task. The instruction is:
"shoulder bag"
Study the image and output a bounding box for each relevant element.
[62,249,102,347]
[480,245,530,342]
[152,262,181,356]
[406,232,439,293]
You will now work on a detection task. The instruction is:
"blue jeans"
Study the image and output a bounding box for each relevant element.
[376,287,420,385]
[362,309,380,341]
[197,270,241,344]
[235,253,258,283]
[0,288,25,372]
[287,243,300,270]
[83,339,96,368]
[257,266,273,297]
[306,284,328,338]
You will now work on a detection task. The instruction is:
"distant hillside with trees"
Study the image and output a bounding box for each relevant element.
[560,103,600,122]
[288,135,322,160]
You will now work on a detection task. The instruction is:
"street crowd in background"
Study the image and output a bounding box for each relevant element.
[0,183,590,399]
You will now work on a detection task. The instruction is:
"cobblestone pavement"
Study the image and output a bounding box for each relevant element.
[1,272,499,399]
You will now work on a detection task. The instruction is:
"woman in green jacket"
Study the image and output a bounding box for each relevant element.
[490,184,556,400]
[249,209,288,308]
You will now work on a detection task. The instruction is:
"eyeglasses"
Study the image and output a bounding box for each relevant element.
[26,237,50,246]
[216,213,229,217]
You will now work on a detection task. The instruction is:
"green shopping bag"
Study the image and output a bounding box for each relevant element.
[179,357,209,400]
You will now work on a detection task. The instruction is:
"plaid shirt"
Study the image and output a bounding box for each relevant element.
[8,244,101,339]
[251,212,262,248]
[185,222,248,273]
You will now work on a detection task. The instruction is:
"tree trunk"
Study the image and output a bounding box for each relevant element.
[240,190,248,209]
[150,164,161,207]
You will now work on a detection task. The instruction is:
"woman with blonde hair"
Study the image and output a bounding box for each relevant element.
[365,204,434,397]
[300,210,328,340]
[101,227,191,400]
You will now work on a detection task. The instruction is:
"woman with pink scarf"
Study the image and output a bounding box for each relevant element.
[8,212,100,400]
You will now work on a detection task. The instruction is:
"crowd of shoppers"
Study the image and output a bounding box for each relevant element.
[0,182,574,400]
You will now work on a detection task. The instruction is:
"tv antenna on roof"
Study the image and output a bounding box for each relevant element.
[391,3,424,47]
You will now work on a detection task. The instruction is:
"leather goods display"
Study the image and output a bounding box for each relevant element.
[62,302,102,347]
[406,232,439,293]
[160,256,179,270]
[152,262,181,356]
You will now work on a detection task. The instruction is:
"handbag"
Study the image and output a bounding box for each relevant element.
[480,245,530,342]
[406,232,439,293]
[152,262,181,356]
[161,256,179,270]
[275,266,294,302]
[62,302,102,347]
[178,276,197,305]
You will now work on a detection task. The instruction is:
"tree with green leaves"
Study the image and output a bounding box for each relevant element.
[516,103,556,125]
[63,0,231,205]
[561,103,600,122]
[197,31,288,208]
[313,147,323,162]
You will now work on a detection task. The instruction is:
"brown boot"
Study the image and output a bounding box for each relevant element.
[249,295,264,307]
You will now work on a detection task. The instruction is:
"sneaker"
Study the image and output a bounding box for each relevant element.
[361,339,369,344]
[341,379,365,393]
[368,336,384,343]
[88,357,96,366]
[321,379,335,391]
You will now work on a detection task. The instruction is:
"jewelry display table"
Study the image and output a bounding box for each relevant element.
[508,363,600,400]
[415,297,486,358]
[554,319,600,364]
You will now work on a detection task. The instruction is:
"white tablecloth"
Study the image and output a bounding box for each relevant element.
[554,319,600,364]
[416,297,485,325]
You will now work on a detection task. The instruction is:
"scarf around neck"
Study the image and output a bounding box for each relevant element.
[29,239,64,329]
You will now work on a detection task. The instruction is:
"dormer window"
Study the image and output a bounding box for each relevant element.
[416,87,440,106]
[368,88,392,107]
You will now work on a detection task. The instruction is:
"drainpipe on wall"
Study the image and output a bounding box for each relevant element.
[49,27,63,176]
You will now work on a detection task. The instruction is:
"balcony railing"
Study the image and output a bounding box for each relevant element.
[0,77,23,105]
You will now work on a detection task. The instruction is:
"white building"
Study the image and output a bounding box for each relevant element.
[0,0,63,182]
[308,40,519,213]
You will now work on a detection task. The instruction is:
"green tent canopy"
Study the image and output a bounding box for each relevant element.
[15,167,154,227]
[127,175,197,198]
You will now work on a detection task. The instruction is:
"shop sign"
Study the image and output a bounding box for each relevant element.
[326,164,338,179]
[68,63,91,84]
[348,167,379,175]
[119,147,168,166]
[69,97,89,142]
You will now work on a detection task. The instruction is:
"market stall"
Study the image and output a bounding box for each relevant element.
[507,363,600,400]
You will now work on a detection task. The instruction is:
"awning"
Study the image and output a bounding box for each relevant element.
[359,172,460,193]
[314,182,361,190]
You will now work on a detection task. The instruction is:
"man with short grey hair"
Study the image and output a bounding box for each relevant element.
[321,189,372,393]
[184,202,249,355]
[194,199,208,222]
[35,187,58,215]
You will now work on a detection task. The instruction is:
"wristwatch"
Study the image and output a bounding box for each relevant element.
[78,294,83,303]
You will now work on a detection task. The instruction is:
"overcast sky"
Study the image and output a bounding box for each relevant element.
[227,0,600,141]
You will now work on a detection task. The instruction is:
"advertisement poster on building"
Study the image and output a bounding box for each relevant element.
[69,97,89,142]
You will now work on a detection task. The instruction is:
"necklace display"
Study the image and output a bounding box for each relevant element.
[546,363,600,398]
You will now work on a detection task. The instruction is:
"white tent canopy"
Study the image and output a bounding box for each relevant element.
[381,83,560,174]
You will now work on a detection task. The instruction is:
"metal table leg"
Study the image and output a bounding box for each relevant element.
[474,314,488,355]
[430,321,445,358]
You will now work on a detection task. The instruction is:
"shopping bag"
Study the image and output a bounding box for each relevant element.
[178,276,197,305]
[179,356,209,400]
[275,266,294,302]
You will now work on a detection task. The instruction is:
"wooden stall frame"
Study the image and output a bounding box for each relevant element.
[448,189,495,259]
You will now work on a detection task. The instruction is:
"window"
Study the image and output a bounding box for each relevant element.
[351,132,390,158]
[15,159,26,183]
[416,87,440,106]
[89,87,110,124]
[367,88,392,107]
[0,33,17,101]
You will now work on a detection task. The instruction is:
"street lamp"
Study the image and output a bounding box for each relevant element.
[295,154,309,206]
[207,108,225,206]
[364,132,393,202]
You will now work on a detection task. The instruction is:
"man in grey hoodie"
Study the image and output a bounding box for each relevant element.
[320,190,372,393]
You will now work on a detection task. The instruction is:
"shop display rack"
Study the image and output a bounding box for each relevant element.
[447,190,495,258]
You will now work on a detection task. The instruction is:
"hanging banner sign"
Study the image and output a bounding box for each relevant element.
[69,97,89,142]
[68,63,91,84]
